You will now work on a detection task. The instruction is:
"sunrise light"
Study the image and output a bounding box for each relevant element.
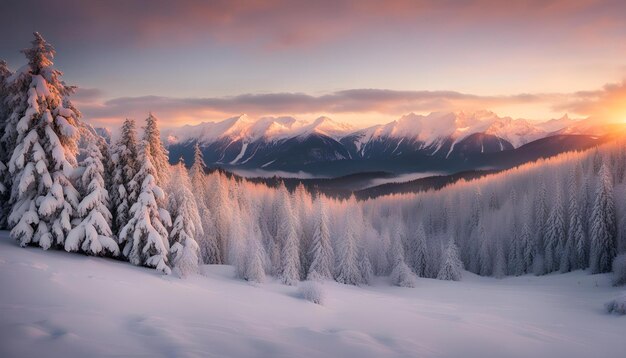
[2,1,626,357]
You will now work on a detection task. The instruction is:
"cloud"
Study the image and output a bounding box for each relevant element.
[2,0,625,51]
[78,87,570,128]
[554,80,626,122]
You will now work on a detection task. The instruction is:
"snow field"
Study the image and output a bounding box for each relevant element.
[1,231,624,358]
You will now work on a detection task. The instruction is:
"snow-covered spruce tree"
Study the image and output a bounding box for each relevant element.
[477,221,492,276]
[207,172,231,263]
[65,140,119,256]
[568,168,587,270]
[389,221,417,287]
[407,222,428,277]
[190,143,220,264]
[519,196,535,274]
[293,183,314,280]
[437,238,463,281]
[243,219,267,284]
[534,181,548,260]
[143,113,170,187]
[544,185,565,274]
[228,197,246,277]
[245,240,267,285]
[589,163,617,274]
[276,184,301,285]
[358,245,374,285]
[167,160,201,278]
[0,60,14,228]
[464,188,482,269]
[120,141,171,274]
[307,197,334,280]
[110,118,139,237]
[335,203,362,285]
[8,32,81,249]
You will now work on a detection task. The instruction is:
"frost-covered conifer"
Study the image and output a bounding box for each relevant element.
[167,161,201,278]
[358,246,374,285]
[477,221,491,276]
[407,222,428,277]
[8,33,81,249]
[335,203,362,285]
[293,183,313,279]
[519,196,535,274]
[589,163,617,274]
[544,185,565,273]
[65,141,119,256]
[243,220,266,284]
[110,119,139,237]
[276,184,300,285]
[190,144,220,264]
[120,141,171,274]
[534,181,548,257]
[143,113,170,187]
[307,197,334,280]
[207,172,231,263]
[437,238,463,281]
[388,217,416,287]
[567,168,587,270]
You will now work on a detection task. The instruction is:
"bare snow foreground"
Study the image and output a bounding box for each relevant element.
[0,231,624,358]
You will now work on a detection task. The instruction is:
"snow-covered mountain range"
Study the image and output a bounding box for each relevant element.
[163,111,607,176]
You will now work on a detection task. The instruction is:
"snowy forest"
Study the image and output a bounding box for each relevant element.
[1,33,625,288]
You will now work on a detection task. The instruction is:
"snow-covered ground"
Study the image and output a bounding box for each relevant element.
[0,231,624,358]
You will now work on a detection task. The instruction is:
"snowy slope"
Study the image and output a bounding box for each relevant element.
[1,231,624,358]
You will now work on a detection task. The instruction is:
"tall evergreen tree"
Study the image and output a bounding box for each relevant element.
[437,238,463,281]
[143,113,170,187]
[65,141,119,256]
[120,141,171,274]
[307,197,334,280]
[534,181,548,259]
[190,143,220,264]
[8,32,81,249]
[589,163,617,274]
[407,222,428,277]
[389,218,416,287]
[110,118,140,238]
[335,203,362,285]
[243,223,266,284]
[544,185,565,273]
[293,183,313,279]
[477,220,491,276]
[567,167,587,270]
[276,184,300,285]
[207,172,231,263]
[519,196,535,273]
[167,160,201,278]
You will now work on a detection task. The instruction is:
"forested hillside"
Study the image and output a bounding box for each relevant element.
[1,33,625,289]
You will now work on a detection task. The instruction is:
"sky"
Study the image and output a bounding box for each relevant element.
[2,0,626,129]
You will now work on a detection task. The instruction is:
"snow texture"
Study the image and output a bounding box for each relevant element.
[0,231,625,358]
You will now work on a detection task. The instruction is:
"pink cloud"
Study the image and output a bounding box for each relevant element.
[3,0,625,50]
[77,87,570,128]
